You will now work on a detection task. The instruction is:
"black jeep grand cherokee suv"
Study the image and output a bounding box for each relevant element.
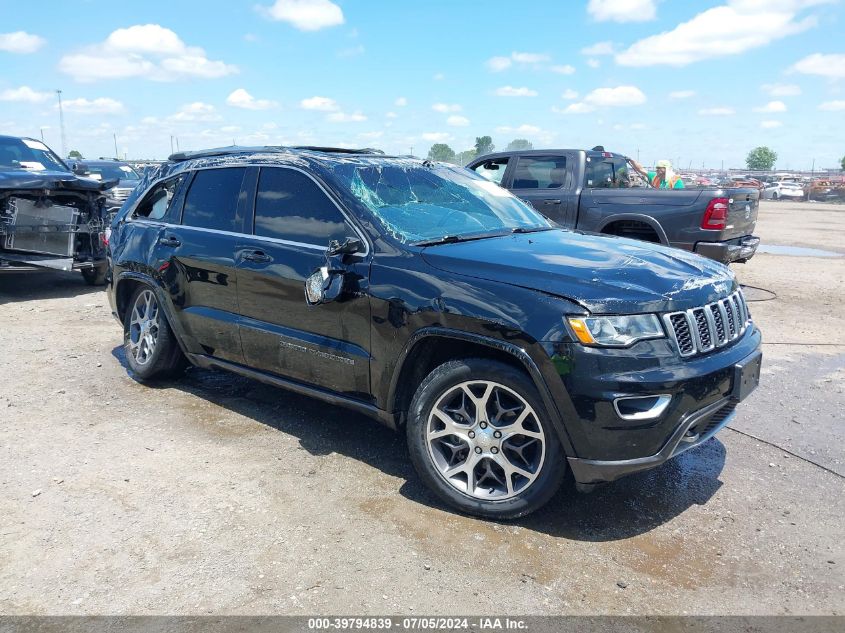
[107,146,762,519]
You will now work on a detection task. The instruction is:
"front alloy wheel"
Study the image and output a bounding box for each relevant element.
[427,380,545,500]
[407,359,566,519]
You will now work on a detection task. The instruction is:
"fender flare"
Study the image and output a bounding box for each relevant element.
[114,270,193,357]
[597,213,669,245]
[388,327,577,457]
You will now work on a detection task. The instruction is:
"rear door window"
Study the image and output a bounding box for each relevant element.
[134,175,185,221]
[253,167,355,246]
[181,168,247,232]
[511,156,568,189]
[472,158,509,185]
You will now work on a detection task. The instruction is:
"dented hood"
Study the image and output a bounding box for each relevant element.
[0,169,113,193]
[421,229,736,314]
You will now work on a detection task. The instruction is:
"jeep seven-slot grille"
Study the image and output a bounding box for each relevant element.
[663,290,749,358]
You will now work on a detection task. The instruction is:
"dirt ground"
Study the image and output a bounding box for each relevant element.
[0,200,843,615]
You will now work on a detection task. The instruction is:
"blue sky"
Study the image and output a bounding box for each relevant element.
[1,0,843,169]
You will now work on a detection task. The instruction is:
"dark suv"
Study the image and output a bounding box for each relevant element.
[107,146,762,519]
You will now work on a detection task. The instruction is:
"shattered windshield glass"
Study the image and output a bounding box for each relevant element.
[334,161,552,244]
[0,137,68,172]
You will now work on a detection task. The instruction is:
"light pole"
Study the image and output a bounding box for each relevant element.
[113,133,119,160]
[56,90,67,158]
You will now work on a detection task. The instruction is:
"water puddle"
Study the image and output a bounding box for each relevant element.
[757,244,843,258]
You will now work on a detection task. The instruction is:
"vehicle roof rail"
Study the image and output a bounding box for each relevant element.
[168,145,385,162]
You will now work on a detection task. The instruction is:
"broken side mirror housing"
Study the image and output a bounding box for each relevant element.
[305,266,344,305]
[327,237,363,257]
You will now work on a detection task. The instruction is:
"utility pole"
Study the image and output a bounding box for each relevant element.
[170,135,175,155]
[39,127,46,141]
[636,147,640,162]
[175,137,180,152]
[410,145,414,157]
[56,90,67,158]
[113,133,119,159]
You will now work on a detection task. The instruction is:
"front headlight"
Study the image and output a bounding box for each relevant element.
[567,314,665,347]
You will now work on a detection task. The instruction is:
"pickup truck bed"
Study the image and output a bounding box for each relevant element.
[468,149,760,264]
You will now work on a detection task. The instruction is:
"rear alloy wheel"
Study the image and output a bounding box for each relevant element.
[123,285,186,381]
[407,359,566,519]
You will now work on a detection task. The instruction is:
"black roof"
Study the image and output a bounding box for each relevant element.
[168,145,385,162]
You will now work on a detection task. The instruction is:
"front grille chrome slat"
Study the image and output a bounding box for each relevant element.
[664,290,749,358]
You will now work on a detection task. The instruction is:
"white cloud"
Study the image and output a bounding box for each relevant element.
[581,41,615,55]
[59,24,237,82]
[300,96,339,111]
[422,132,452,142]
[818,100,845,111]
[698,107,735,116]
[584,85,647,106]
[760,120,783,128]
[0,31,46,54]
[586,59,601,68]
[486,56,512,72]
[495,124,541,135]
[327,111,366,122]
[0,86,52,103]
[61,97,125,114]
[168,102,221,122]
[226,88,277,110]
[669,90,696,99]
[486,51,554,72]
[432,103,462,113]
[259,0,344,31]
[561,89,579,100]
[394,97,408,106]
[552,103,596,114]
[386,111,398,119]
[762,83,802,96]
[550,64,576,75]
[495,86,538,97]
[446,115,470,127]
[754,100,787,113]
[790,53,845,78]
[587,0,656,23]
[616,1,822,67]
[511,52,550,63]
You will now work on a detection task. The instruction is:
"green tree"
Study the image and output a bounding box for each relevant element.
[840,155,845,171]
[506,139,533,151]
[746,146,777,171]
[474,136,494,157]
[455,148,477,166]
[67,150,83,159]
[427,143,455,163]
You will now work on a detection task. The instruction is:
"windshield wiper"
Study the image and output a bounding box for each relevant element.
[413,231,511,247]
[511,226,555,234]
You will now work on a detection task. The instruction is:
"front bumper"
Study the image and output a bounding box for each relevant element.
[694,235,760,264]
[566,348,762,487]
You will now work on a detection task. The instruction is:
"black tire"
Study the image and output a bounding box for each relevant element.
[406,358,567,519]
[123,285,187,382]
[772,192,779,201]
[81,264,108,286]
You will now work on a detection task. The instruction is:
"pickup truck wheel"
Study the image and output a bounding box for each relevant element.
[123,286,187,382]
[81,264,108,286]
[406,359,566,519]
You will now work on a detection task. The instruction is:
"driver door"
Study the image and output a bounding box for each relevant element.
[235,166,372,398]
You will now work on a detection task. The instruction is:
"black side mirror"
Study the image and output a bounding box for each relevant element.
[327,237,363,257]
[483,162,500,171]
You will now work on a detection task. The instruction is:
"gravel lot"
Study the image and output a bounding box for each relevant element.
[1,200,843,615]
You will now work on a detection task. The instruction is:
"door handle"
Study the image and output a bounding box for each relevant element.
[243,250,271,263]
[543,199,562,204]
[158,236,181,247]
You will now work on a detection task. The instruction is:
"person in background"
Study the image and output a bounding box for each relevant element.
[633,159,685,189]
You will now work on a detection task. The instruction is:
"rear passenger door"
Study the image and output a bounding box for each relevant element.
[155,166,252,364]
[235,166,372,398]
[507,155,576,228]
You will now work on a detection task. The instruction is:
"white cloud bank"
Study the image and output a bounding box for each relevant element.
[259,0,344,31]
[0,31,46,54]
[59,24,237,82]
[226,89,277,110]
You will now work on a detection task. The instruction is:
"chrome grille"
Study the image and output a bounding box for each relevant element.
[109,187,133,202]
[664,290,750,358]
